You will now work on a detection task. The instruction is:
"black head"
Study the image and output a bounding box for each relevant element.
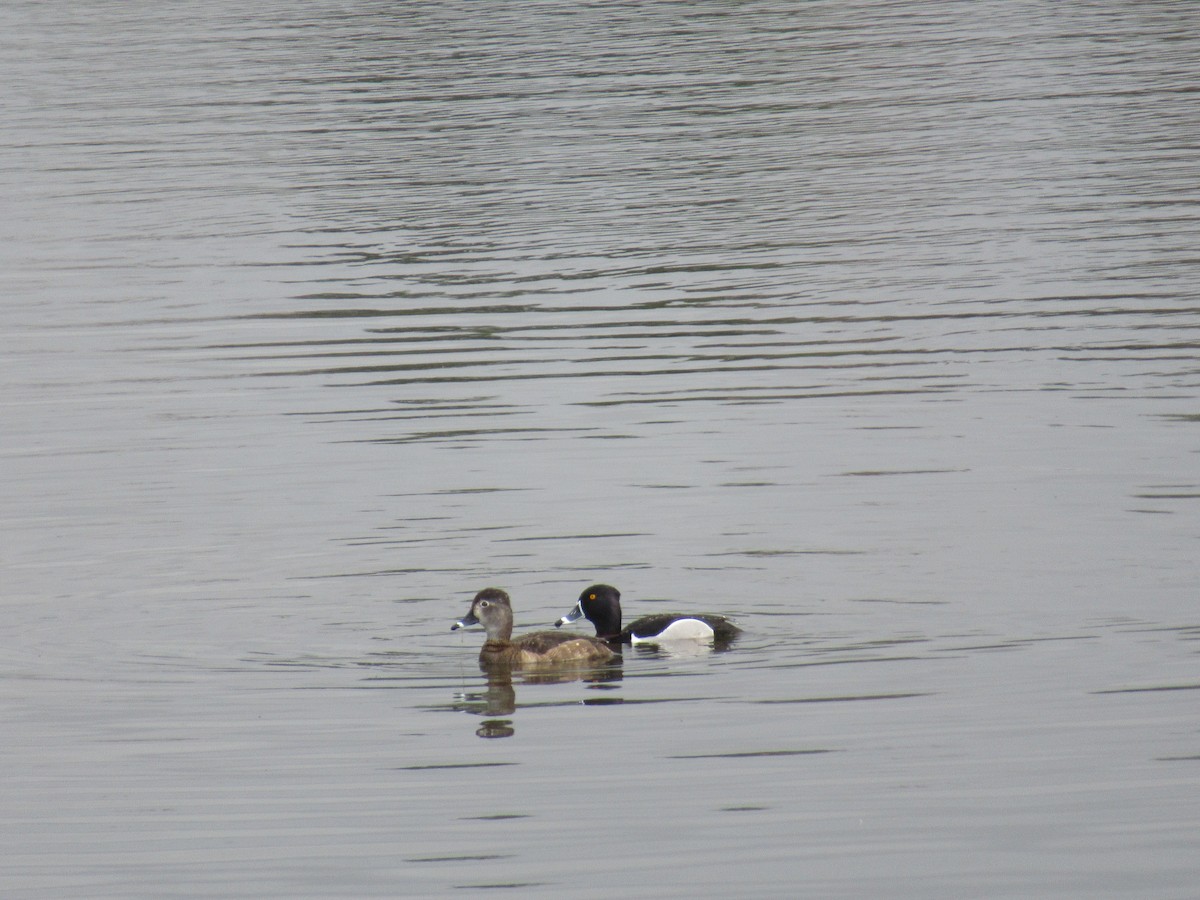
[555,583,623,639]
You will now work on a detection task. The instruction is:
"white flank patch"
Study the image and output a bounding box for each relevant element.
[630,618,715,643]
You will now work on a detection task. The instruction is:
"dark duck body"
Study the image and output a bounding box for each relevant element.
[554,584,741,645]
[453,588,615,667]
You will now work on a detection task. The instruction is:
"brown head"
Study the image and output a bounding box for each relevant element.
[451,587,514,643]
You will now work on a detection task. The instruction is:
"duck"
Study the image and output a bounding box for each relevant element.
[452,587,616,667]
[554,583,741,645]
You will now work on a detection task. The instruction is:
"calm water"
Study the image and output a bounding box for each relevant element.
[4,1,1199,896]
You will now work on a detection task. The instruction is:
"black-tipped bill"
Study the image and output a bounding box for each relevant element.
[452,611,479,631]
[554,602,584,628]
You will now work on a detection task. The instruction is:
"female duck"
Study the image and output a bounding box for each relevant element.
[453,588,615,666]
[554,584,741,645]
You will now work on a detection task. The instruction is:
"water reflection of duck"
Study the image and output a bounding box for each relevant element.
[452,588,616,666]
[554,583,741,646]
[460,664,624,739]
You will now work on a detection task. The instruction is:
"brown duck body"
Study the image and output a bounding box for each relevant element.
[454,588,615,667]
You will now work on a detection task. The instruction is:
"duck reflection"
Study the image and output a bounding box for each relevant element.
[455,658,624,739]
[475,719,514,739]
[627,640,735,660]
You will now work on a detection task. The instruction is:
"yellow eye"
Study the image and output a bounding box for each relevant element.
[589,593,596,600]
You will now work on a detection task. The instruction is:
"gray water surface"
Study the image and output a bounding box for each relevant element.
[4,2,1199,897]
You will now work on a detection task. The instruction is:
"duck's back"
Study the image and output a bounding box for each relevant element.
[484,629,615,665]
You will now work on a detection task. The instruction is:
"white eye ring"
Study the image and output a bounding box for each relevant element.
[479,600,490,608]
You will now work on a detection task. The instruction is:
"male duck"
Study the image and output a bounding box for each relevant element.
[452,587,615,666]
[554,583,741,645]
